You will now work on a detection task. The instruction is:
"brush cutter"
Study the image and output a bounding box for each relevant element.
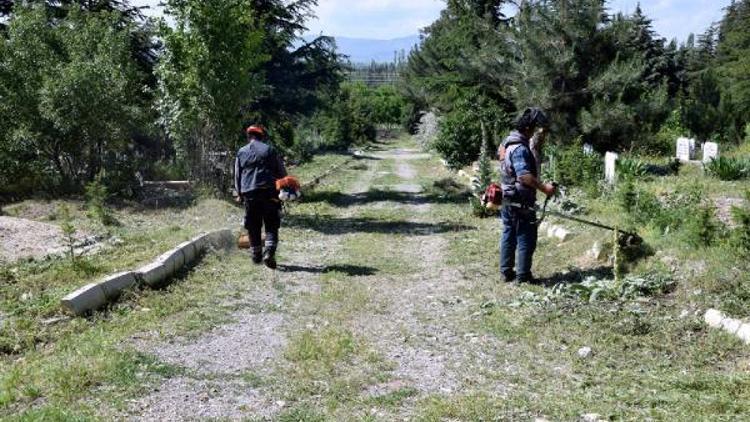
[539,186,643,248]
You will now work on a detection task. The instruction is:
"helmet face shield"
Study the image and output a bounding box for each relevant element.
[515,107,549,132]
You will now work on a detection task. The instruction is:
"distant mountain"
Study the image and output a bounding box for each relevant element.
[306,35,420,64]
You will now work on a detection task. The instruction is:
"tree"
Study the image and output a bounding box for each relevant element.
[715,0,750,142]
[0,5,148,193]
[157,0,268,187]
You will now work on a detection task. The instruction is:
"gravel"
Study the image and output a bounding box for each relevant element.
[0,216,87,262]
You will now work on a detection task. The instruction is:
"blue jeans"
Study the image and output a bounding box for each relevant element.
[500,206,538,281]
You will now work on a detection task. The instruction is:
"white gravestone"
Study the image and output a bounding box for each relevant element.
[605,152,618,184]
[583,144,594,155]
[703,142,719,163]
[676,137,693,161]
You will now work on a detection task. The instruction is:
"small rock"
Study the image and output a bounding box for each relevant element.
[577,347,593,359]
[736,324,750,344]
[720,317,742,335]
[705,309,725,329]
[276,400,286,408]
[679,310,690,319]
[581,414,604,422]
[588,241,608,261]
[555,228,573,242]
[535,418,551,422]
[20,292,32,302]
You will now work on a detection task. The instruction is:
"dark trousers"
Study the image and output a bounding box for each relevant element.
[243,189,282,250]
[500,206,538,280]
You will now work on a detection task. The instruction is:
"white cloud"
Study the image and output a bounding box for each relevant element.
[305,0,444,39]
[127,0,730,41]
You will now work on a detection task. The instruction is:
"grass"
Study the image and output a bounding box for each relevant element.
[3,133,750,420]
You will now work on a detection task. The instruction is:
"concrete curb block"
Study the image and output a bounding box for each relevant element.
[61,228,235,316]
[99,272,137,300]
[540,222,574,243]
[704,309,750,345]
[301,156,356,191]
[61,283,107,316]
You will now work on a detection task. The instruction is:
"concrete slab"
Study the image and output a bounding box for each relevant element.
[178,241,197,266]
[737,324,750,344]
[705,309,725,329]
[207,229,234,250]
[555,228,573,242]
[99,272,137,300]
[721,317,742,335]
[158,248,185,278]
[191,233,210,253]
[138,261,169,287]
[61,283,107,316]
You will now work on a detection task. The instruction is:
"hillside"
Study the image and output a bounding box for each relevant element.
[308,35,420,64]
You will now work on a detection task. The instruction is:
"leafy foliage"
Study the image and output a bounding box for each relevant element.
[550,273,675,303]
[545,142,603,196]
[618,181,706,235]
[704,157,750,181]
[0,5,148,193]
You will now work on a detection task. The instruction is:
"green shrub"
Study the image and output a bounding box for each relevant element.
[546,141,603,196]
[433,107,483,170]
[85,176,117,226]
[704,157,750,181]
[618,182,705,235]
[681,204,721,248]
[616,157,649,181]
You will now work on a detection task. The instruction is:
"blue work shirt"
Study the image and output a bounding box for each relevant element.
[500,131,538,205]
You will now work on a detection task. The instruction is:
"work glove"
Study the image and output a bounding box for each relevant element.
[541,183,557,198]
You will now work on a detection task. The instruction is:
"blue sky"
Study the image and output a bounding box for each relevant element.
[132,0,732,42]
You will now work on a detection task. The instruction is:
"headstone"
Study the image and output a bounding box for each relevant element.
[605,152,618,184]
[677,138,696,161]
[703,142,719,163]
[583,144,594,155]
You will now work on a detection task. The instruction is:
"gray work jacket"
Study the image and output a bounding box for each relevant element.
[234,140,287,195]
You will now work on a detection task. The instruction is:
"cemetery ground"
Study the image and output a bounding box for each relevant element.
[2,135,750,420]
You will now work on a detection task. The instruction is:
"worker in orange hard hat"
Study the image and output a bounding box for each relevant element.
[234,124,287,269]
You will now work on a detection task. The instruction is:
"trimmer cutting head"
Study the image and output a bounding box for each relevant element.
[619,232,644,248]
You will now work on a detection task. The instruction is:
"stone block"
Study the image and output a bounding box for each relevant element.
[191,233,210,253]
[705,309,725,329]
[178,241,197,266]
[138,261,168,287]
[555,228,573,242]
[99,272,137,300]
[158,248,185,278]
[736,324,750,344]
[547,225,558,239]
[61,283,107,316]
[721,317,742,335]
[207,229,234,250]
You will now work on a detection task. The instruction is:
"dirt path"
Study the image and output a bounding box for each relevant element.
[125,138,507,420]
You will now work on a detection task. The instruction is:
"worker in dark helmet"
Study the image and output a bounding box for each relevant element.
[234,125,287,269]
[498,108,557,283]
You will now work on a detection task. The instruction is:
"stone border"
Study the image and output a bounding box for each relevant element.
[705,309,750,344]
[61,229,234,316]
[300,152,361,191]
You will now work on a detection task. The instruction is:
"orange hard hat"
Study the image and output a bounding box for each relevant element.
[246,125,266,138]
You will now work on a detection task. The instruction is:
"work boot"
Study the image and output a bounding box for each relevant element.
[502,270,516,283]
[263,247,277,270]
[251,247,263,265]
[517,274,536,284]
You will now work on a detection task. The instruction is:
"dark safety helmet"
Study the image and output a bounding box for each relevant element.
[514,107,550,132]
